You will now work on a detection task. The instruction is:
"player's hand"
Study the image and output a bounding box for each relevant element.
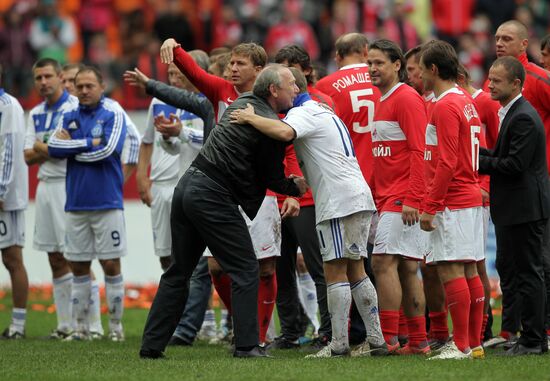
[402,205,420,226]
[281,197,300,219]
[229,103,255,124]
[160,38,180,64]
[481,189,490,204]
[419,212,436,232]
[123,68,150,89]
[136,174,153,207]
[155,114,182,138]
[290,174,308,197]
[55,129,71,140]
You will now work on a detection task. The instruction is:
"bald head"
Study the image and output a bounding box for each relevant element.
[495,20,529,58]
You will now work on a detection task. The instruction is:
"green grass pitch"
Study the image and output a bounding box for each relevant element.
[0,295,549,381]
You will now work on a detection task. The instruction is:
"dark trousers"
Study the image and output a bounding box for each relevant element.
[141,168,259,352]
[276,206,331,340]
[495,219,547,347]
[173,257,212,343]
[541,218,550,332]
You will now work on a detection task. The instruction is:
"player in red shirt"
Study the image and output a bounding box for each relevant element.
[315,33,381,185]
[419,40,485,360]
[367,39,429,355]
[159,39,287,345]
[483,20,550,347]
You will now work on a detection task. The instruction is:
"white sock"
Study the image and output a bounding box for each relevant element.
[88,280,104,335]
[11,307,26,333]
[53,272,73,332]
[105,274,124,333]
[350,276,385,346]
[72,275,91,333]
[266,309,277,342]
[297,272,320,333]
[327,282,351,353]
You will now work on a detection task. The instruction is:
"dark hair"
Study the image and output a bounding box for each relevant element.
[369,39,407,82]
[420,40,458,81]
[335,33,369,59]
[75,66,104,84]
[404,45,423,63]
[457,63,471,84]
[492,56,525,87]
[274,45,313,83]
[33,58,62,74]
[232,43,267,68]
[541,34,550,51]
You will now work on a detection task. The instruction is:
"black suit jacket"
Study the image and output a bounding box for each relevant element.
[479,96,550,226]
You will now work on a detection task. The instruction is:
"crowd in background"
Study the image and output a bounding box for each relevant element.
[0,0,549,109]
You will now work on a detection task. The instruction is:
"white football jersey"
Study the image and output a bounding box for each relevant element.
[0,90,28,210]
[104,97,140,165]
[283,100,375,224]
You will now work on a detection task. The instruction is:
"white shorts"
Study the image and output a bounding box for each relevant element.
[64,210,127,262]
[481,206,490,260]
[368,211,378,245]
[317,211,372,262]
[372,212,428,260]
[151,182,175,257]
[425,207,484,264]
[203,195,281,260]
[33,180,66,252]
[0,210,25,249]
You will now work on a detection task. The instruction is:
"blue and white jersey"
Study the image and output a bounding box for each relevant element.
[143,97,203,182]
[104,98,140,165]
[48,96,127,211]
[25,90,78,181]
[0,89,28,211]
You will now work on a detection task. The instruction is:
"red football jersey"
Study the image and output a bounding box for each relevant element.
[422,87,483,214]
[471,89,500,150]
[315,63,381,185]
[172,46,238,122]
[371,83,426,212]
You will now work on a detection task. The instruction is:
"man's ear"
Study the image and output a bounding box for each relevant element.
[269,83,278,98]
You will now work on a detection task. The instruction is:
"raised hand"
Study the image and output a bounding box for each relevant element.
[160,38,181,64]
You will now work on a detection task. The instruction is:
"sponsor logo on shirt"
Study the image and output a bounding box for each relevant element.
[372,145,391,157]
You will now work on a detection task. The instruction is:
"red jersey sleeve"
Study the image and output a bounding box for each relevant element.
[423,102,461,214]
[397,93,426,209]
[172,47,233,107]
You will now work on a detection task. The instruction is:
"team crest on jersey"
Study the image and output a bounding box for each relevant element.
[91,120,104,137]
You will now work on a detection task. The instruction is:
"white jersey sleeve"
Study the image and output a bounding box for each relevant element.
[24,111,37,151]
[282,107,318,139]
[121,111,140,165]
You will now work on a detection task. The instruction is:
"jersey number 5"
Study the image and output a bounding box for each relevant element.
[471,125,481,171]
[350,89,375,134]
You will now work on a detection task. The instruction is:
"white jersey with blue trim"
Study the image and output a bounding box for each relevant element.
[282,100,375,225]
[25,91,78,181]
[104,98,140,165]
[143,97,203,182]
[0,89,28,211]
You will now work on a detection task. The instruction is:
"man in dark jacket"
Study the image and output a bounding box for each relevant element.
[480,56,549,355]
[139,64,307,359]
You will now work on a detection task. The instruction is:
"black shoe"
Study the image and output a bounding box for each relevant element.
[303,335,329,352]
[139,348,165,359]
[502,335,519,351]
[233,345,272,358]
[504,342,542,356]
[168,335,192,346]
[266,336,300,350]
[1,328,25,340]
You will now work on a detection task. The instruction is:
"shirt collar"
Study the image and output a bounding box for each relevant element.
[293,92,312,107]
[435,86,463,102]
[0,88,4,97]
[379,82,403,102]
[498,93,522,123]
[339,63,368,71]
[471,89,483,99]
[45,90,70,111]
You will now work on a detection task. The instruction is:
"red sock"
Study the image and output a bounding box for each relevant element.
[467,276,484,348]
[407,315,428,348]
[428,311,449,341]
[212,273,232,315]
[380,310,400,344]
[398,307,409,339]
[500,330,513,340]
[444,277,471,352]
[481,313,489,343]
[547,329,550,336]
[258,273,277,343]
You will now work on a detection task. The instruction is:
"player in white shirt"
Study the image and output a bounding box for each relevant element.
[25,58,78,339]
[136,63,204,270]
[230,67,387,358]
[0,65,30,339]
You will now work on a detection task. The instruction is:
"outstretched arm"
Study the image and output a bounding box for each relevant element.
[230,104,295,142]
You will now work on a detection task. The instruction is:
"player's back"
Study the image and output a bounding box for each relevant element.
[471,89,500,150]
[316,64,380,182]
